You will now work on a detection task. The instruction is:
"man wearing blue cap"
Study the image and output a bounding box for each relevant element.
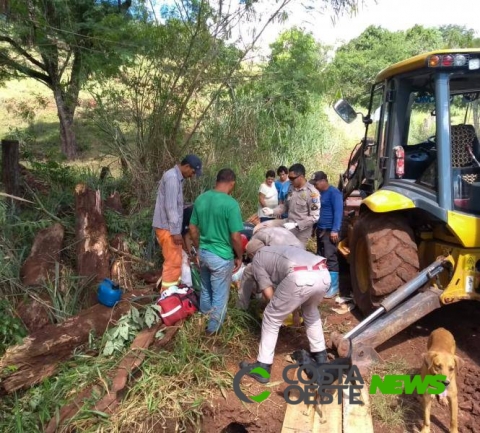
[153,155,202,292]
[309,171,343,298]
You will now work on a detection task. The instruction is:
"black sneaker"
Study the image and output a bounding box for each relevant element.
[239,361,272,384]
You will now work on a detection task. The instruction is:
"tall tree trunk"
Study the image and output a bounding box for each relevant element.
[53,88,78,160]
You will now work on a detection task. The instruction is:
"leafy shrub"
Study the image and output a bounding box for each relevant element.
[0,300,27,355]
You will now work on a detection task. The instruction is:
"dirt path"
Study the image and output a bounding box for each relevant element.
[202,298,480,433]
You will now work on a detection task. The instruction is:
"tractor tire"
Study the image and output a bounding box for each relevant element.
[350,212,419,316]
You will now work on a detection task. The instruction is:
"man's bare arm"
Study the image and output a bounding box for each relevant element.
[263,286,274,301]
[189,224,200,249]
[259,192,267,208]
[231,232,243,272]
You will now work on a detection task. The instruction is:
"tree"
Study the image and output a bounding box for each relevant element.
[327,24,480,107]
[439,25,480,48]
[327,26,409,106]
[0,0,136,159]
[262,28,327,118]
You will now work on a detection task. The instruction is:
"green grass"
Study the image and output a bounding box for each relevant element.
[368,358,415,429]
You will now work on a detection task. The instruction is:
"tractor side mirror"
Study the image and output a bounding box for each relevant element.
[333,99,358,124]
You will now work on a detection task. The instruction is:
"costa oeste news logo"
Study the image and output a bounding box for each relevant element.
[233,364,447,404]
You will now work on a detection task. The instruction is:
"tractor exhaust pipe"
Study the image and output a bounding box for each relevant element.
[330,256,448,371]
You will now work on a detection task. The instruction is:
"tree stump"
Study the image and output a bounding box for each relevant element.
[20,222,65,286]
[74,183,110,284]
[1,139,20,197]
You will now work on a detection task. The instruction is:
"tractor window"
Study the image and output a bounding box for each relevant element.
[406,93,436,145]
[450,92,480,215]
[401,91,438,184]
[365,85,386,184]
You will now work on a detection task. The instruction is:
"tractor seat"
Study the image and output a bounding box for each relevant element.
[451,124,480,184]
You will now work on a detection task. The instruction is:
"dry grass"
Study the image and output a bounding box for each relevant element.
[368,358,415,430]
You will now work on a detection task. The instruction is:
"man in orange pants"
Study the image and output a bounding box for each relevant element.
[153,155,202,291]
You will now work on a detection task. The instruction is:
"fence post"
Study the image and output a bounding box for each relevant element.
[2,139,20,197]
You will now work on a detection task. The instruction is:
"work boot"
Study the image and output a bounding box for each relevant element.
[311,350,328,365]
[324,271,339,299]
[239,360,272,384]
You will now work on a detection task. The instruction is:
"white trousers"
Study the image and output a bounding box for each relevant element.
[257,269,330,364]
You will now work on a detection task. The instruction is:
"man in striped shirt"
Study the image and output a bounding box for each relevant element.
[152,155,202,291]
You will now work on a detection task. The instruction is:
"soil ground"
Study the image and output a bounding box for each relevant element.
[201,288,480,433]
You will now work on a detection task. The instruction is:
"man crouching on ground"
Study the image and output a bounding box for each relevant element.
[189,168,244,335]
[239,244,331,383]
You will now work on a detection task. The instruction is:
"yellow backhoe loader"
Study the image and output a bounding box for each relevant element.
[330,49,480,371]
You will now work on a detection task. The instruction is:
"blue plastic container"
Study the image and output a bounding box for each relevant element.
[97,278,123,307]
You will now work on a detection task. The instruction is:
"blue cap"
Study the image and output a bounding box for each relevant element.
[184,154,202,176]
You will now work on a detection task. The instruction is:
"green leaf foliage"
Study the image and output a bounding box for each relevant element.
[101,304,160,356]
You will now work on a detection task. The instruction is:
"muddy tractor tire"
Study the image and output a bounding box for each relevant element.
[350,212,420,315]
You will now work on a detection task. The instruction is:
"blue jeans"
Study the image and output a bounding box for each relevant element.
[199,249,234,333]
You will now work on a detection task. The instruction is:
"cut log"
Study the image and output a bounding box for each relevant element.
[20,222,65,286]
[44,385,103,433]
[74,183,110,283]
[16,295,51,333]
[94,322,163,414]
[0,290,152,393]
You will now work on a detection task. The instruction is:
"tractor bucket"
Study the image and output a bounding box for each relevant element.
[330,257,449,373]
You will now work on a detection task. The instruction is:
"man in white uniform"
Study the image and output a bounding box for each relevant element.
[239,245,331,383]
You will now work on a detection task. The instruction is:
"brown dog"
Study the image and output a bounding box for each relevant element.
[420,328,462,433]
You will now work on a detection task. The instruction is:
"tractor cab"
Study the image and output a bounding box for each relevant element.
[335,50,480,222]
[329,51,480,371]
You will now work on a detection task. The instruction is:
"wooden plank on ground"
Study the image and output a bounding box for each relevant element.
[312,380,342,433]
[342,380,374,433]
[281,387,315,433]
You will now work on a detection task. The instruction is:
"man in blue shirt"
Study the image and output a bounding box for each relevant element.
[274,166,290,219]
[310,171,344,298]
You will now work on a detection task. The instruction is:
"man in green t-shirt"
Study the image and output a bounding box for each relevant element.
[189,168,244,334]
